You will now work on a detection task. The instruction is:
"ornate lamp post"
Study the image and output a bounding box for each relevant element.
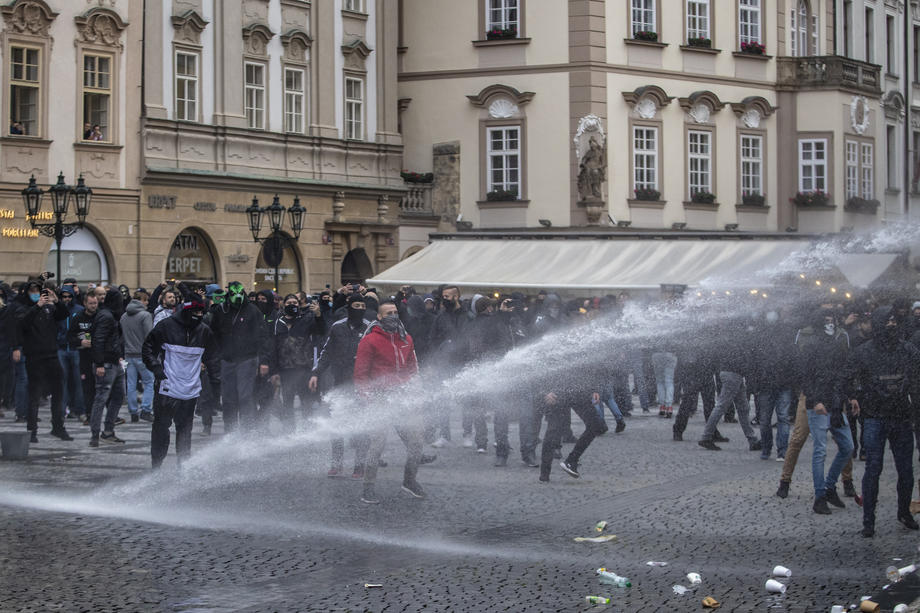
[22,173,92,280]
[245,194,305,291]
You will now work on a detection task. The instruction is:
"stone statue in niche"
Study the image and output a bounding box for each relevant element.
[574,114,607,204]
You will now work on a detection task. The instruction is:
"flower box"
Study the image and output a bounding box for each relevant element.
[741,193,766,206]
[844,196,880,214]
[690,190,717,205]
[633,187,660,201]
[687,37,711,48]
[486,27,518,40]
[486,188,519,201]
[633,30,658,42]
[792,190,829,207]
[400,171,434,184]
[740,41,766,55]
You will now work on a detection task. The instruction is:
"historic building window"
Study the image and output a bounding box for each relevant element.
[245,62,266,129]
[887,125,897,189]
[345,76,364,140]
[885,14,896,75]
[790,1,818,56]
[633,126,659,193]
[8,45,39,135]
[82,53,111,141]
[631,0,656,37]
[738,0,761,46]
[864,7,874,63]
[284,67,305,134]
[687,130,712,197]
[740,134,763,198]
[487,0,519,33]
[344,0,364,13]
[860,142,874,199]
[487,125,521,196]
[686,0,710,41]
[798,138,827,192]
[175,51,198,121]
[846,140,859,199]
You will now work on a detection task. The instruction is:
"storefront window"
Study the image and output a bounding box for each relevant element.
[166,227,217,284]
[46,227,109,283]
[254,234,302,295]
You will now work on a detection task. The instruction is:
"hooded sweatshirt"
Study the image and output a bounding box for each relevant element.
[120,299,154,358]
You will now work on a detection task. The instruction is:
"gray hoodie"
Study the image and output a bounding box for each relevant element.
[120,299,153,358]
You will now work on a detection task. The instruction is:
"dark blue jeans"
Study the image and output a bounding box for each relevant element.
[756,388,793,459]
[861,417,915,529]
[58,348,85,415]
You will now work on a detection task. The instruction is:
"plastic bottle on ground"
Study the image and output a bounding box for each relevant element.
[596,568,631,587]
[585,595,611,605]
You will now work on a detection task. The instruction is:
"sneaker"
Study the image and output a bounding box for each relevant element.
[898,514,920,530]
[81,415,90,426]
[114,417,126,426]
[50,429,73,441]
[494,456,507,467]
[698,439,721,451]
[615,421,626,434]
[658,405,666,417]
[776,455,785,462]
[100,432,124,444]
[559,460,580,479]
[431,436,449,448]
[351,465,365,480]
[202,422,212,436]
[861,525,875,538]
[401,480,426,499]
[825,486,845,509]
[521,452,539,468]
[378,459,387,467]
[776,481,789,499]
[476,447,486,454]
[89,436,99,448]
[749,440,763,452]
[29,431,38,443]
[760,454,770,460]
[813,496,832,515]
[327,465,343,478]
[130,414,140,423]
[751,416,760,426]
[673,432,683,442]
[713,433,730,443]
[462,435,473,448]
[139,412,154,423]
[419,453,437,465]
[361,485,380,504]
[842,480,856,497]
[538,474,549,483]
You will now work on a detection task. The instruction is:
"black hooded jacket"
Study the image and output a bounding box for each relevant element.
[266,309,325,372]
[210,297,269,364]
[17,293,68,360]
[91,288,124,366]
[795,311,850,412]
[142,310,221,392]
[842,306,920,422]
[312,316,369,387]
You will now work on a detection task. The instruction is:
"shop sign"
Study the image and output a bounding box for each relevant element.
[194,201,216,211]
[148,195,176,209]
[166,229,216,281]
[0,207,42,238]
[224,203,248,213]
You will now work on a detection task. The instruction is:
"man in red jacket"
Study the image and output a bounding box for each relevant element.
[355,300,425,504]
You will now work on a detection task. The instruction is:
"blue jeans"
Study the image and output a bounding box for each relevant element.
[806,410,854,498]
[756,388,793,458]
[13,357,28,419]
[628,350,650,410]
[90,363,125,435]
[702,371,758,443]
[861,417,914,529]
[58,348,85,415]
[651,352,677,406]
[125,356,154,415]
[598,383,624,422]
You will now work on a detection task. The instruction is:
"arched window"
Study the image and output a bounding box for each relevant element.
[166,227,218,284]
[790,0,818,56]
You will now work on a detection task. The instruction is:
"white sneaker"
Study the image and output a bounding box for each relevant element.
[462,435,474,448]
[476,447,486,454]
[431,436,449,448]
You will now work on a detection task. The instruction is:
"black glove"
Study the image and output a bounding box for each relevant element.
[830,406,845,429]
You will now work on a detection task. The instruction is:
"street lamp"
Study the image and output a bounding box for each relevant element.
[22,173,92,281]
[246,194,305,291]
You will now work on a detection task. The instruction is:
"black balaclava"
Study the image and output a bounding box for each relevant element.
[405,295,425,318]
[180,296,205,328]
[283,303,299,318]
[347,293,366,325]
[871,306,900,348]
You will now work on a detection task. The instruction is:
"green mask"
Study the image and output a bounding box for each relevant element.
[211,291,225,305]
[227,283,245,306]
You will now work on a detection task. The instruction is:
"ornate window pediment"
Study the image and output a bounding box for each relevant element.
[729,96,777,128]
[341,38,372,71]
[678,90,725,123]
[622,85,674,119]
[882,90,905,120]
[75,8,128,49]
[1,0,58,37]
[467,84,535,110]
[172,10,208,46]
[243,22,274,57]
[281,28,312,63]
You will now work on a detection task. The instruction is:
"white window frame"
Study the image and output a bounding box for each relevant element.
[738,0,762,45]
[740,134,763,197]
[688,130,712,196]
[790,0,807,56]
[798,138,827,192]
[486,0,520,33]
[244,61,266,130]
[9,45,41,136]
[174,50,198,122]
[845,140,859,199]
[631,0,656,36]
[82,52,112,142]
[686,0,710,40]
[344,0,364,12]
[860,142,873,199]
[345,76,364,140]
[487,125,521,196]
[632,126,659,192]
[283,67,305,134]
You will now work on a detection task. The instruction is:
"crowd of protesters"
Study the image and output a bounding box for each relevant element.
[0,273,918,535]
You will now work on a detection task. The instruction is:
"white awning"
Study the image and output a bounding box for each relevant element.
[368,239,815,291]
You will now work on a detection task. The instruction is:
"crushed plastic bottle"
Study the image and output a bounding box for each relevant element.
[686,572,702,585]
[574,535,618,543]
[585,595,611,605]
[672,585,689,595]
[596,568,631,587]
[646,561,668,567]
[595,521,609,533]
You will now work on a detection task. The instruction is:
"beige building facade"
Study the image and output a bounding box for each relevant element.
[397,0,908,238]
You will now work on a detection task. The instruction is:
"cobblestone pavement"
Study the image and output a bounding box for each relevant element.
[0,403,918,612]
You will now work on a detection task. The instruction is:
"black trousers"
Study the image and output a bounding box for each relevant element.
[25,355,64,432]
[540,397,608,478]
[673,366,716,436]
[279,367,317,425]
[151,392,197,468]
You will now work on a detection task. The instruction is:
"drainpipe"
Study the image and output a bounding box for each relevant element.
[138,0,147,288]
[904,0,912,220]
